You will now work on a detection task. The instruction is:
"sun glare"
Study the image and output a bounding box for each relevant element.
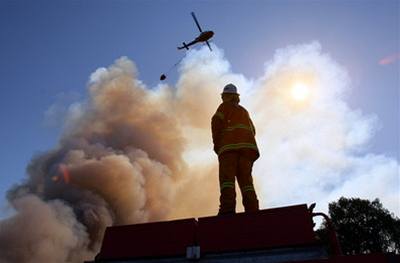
[291,83,310,101]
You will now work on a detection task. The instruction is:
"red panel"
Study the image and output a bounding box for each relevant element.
[98,218,197,260]
[283,260,328,263]
[197,204,317,253]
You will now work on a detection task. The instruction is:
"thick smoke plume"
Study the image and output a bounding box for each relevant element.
[0,42,398,263]
[0,57,192,262]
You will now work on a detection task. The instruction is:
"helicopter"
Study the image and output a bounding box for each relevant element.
[160,12,214,81]
[177,12,214,51]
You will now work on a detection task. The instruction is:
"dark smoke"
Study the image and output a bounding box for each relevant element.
[0,57,190,263]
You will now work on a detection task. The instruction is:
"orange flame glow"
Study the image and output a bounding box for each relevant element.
[59,164,71,184]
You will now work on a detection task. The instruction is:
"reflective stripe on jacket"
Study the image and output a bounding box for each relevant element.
[211,101,259,158]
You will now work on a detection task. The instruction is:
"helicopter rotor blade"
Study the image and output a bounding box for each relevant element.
[191,12,203,32]
[206,41,212,51]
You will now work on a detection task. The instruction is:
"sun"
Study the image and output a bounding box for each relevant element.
[291,83,310,101]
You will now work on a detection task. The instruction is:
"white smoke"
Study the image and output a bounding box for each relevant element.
[249,42,398,215]
[0,42,398,262]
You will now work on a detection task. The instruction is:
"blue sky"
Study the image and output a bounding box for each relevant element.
[0,0,398,214]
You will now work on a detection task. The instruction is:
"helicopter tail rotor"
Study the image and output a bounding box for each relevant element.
[177,42,189,50]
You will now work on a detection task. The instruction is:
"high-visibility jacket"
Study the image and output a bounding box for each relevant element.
[211,101,259,159]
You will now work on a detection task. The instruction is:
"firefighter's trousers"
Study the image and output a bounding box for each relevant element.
[218,149,259,215]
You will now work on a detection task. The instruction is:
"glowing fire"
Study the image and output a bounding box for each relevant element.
[59,164,71,184]
[52,164,71,184]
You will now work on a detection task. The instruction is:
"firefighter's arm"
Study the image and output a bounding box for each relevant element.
[246,110,256,136]
[211,111,224,154]
[249,117,256,136]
